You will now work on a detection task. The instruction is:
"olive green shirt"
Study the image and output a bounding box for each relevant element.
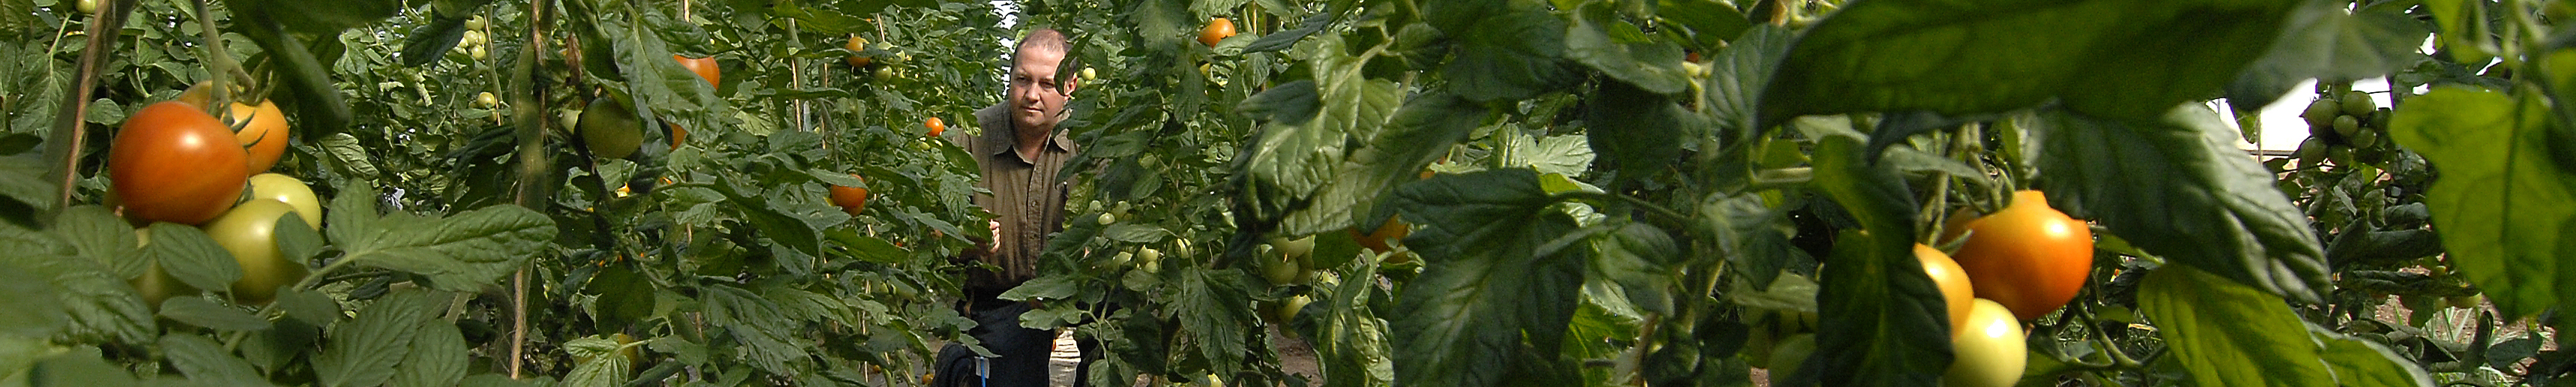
[947,103,1079,295]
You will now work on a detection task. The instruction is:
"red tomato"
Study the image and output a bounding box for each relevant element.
[925,117,946,137]
[1949,190,2094,320]
[112,101,250,225]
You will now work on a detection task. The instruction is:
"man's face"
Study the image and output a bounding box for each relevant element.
[1008,45,1074,135]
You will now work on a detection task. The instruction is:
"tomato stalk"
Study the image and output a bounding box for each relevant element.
[41,0,138,218]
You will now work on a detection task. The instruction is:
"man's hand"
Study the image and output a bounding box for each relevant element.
[989,220,1004,254]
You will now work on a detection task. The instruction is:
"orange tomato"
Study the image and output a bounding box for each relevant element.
[830,175,869,216]
[1198,18,1236,47]
[925,116,945,137]
[1916,244,1973,336]
[1353,216,1410,254]
[674,55,720,87]
[226,100,290,172]
[111,101,250,225]
[844,35,873,68]
[1949,190,2094,320]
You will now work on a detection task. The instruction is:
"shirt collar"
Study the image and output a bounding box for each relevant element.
[981,112,1079,164]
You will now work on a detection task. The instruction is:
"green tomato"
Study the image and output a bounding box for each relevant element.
[466,16,486,30]
[1138,248,1162,264]
[1944,298,2027,387]
[2350,128,2379,148]
[2295,137,2327,166]
[205,200,309,304]
[1273,295,1312,325]
[579,98,644,160]
[1097,213,1117,226]
[1260,244,1303,285]
[247,173,323,228]
[2332,115,2361,138]
[130,230,199,310]
[2302,98,2340,128]
[77,0,97,14]
[2341,91,2377,116]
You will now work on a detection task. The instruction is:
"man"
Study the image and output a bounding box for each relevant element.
[932,28,1087,387]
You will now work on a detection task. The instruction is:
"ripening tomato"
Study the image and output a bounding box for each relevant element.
[844,36,873,68]
[925,116,946,137]
[830,175,869,216]
[225,100,291,173]
[1198,18,1236,47]
[674,55,720,88]
[112,101,250,225]
[1353,215,1410,254]
[1944,298,2027,387]
[1948,190,2093,320]
[205,200,308,304]
[246,173,322,228]
[1916,244,1974,337]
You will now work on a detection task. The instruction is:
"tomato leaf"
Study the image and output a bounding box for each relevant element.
[330,183,554,292]
[1759,0,2296,124]
[1703,26,1789,142]
[140,223,244,295]
[162,333,269,387]
[561,336,635,387]
[1799,136,1950,387]
[1302,257,1396,387]
[0,156,54,228]
[315,288,444,387]
[2388,87,2576,320]
[390,320,469,387]
[53,206,143,278]
[2311,325,2436,387]
[2224,3,2427,112]
[2027,105,2329,302]
[700,284,810,374]
[1585,80,1691,182]
[1238,34,1402,233]
[1169,266,1259,377]
[398,15,471,68]
[157,297,271,332]
[2138,266,2338,387]
[1276,91,1485,236]
[1566,3,1691,95]
[1389,169,1588,387]
[1442,0,1579,103]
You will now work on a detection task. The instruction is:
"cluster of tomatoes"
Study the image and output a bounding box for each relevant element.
[111,82,325,308]
[2293,91,2390,168]
[1750,190,2097,386]
[455,16,493,61]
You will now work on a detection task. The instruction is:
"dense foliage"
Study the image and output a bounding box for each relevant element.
[0,0,2569,386]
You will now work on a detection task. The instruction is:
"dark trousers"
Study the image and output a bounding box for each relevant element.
[932,302,1096,387]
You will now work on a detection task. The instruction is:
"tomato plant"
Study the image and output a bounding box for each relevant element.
[1,0,2566,386]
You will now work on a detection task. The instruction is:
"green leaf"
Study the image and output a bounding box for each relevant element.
[242,0,399,34]
[1304,258,1395,387]
[2387,87,2576,319]
[157,297,271,331]
[2029,105,2329,302]
[337,200,555,292]
[1566,3,1691,95]
[51,206,143,278]
[319,134,381,178]
[1240,34,1403,230]
[28,346,137,387]
[1797,136,1949,387]
[0,257,64,339]
[274,214,327,263]
[699,285,808,375]
[1590,222,1679,315]
[161,333,270,387]
[1276,91,1486,236]
[712,184,822,260]
[1389,169,1588,387]
[1170,266,1258,377]
[0,156,56,227]
[1759,0,2297,124]
[144,224,245,296]
[399,16,470,68]
[1704,26,1790,142]
[1586,80,1692,182]
[1497,130,1595,178]
[560,336,633,387]
[2137,266,2335,387]
[2310,325,2435,387]
[1444,0,1579,103]
[1101,224,1172,243]
[314,289,445,387]
[998,274,1081,303]
[0,249,152,344]
[2225,3,2428,112]
[272,288,342,328]
[392,320,469,387]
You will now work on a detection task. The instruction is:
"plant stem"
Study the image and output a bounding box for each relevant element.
[41,0,136,220]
